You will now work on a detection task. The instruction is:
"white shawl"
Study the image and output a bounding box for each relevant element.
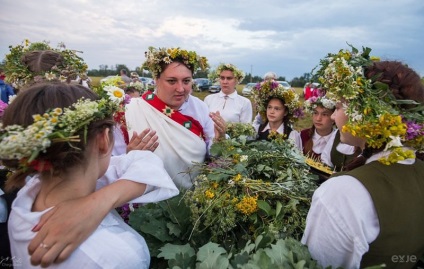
[125,98,207,189]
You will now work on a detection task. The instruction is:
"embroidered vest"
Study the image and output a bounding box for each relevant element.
[342,160,424,268]
[300,127,320,159]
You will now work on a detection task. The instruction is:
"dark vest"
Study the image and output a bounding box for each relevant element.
[330,130,360,171]
[257,123,292,141]
[342,160,424,269]
[300,127,320,159]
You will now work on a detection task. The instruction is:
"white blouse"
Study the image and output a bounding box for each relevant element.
[8,150,178,268]
[302,151,415,268]
[257,122,303,151]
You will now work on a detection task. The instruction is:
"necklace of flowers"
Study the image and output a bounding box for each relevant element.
[0,85,125,168]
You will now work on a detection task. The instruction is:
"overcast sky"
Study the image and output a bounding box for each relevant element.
[1,0,423,80]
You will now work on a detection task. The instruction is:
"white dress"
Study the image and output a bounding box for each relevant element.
[8,150,179,268]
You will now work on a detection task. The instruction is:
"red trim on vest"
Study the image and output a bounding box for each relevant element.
[142,92,204,139]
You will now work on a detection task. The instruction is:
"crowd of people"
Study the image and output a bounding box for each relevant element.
[0,40,423,268]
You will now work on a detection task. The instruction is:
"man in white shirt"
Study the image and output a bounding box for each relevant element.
[204,63,252,123]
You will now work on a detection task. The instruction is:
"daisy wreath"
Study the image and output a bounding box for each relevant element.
[0,84,125,169]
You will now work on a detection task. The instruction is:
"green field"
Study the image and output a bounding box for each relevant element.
[91,77,312,131]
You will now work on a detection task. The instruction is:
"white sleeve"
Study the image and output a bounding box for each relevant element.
[112,125,127,156]
[288,130,303,151]
[96,150,179,203]
[240,98,253,124]
[252,113,262,131]
[301,175,379,269]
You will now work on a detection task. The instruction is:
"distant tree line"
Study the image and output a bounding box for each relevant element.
[86,65,326,87]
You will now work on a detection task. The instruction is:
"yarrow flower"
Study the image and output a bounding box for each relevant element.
[314,44,424,164]
[127,81,144,93]
[252,80,303,123]
[142,46,209,78]
[226,122,256,139]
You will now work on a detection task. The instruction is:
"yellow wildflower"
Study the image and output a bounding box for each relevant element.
[205,190,215,199]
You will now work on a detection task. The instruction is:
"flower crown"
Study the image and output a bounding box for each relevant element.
[4,39,88,89]
[142,46,209,78]
[215,63,245,82]
[0,84,125,169]
[303,95,336,114]
[252,80,303,123]
[126,81,144,92]
[314,44,424,163]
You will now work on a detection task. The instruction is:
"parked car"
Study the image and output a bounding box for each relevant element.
[277,81,292,90]
[208,83,221,93]
[139,77,155,85]
[241,82,257,96]
[194,78,212,91]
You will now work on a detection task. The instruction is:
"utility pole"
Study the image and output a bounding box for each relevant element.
[250,65,253,82]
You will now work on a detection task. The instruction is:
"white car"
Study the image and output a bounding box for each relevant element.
[241,83,257,96]
[277,81,291,90]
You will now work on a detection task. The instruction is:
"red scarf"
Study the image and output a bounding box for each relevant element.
[142,92,205,139]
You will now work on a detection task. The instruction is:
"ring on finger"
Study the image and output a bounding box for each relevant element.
[39,243,50,249]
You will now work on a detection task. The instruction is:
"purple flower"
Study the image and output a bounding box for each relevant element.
[270,81,279,89]
[309,96,318,103]
[124,94,132,104]
[405,120,423,140]
[293,108,304,119]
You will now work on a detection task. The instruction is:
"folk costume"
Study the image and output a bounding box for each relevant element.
[256,122,302,151]
[9,151,179,269]
[302,45,424,268]
[126,92,212,189]
[320,129,361,171]
[251,80,304,150]
[300,127,335,160]
[302,151,424,269]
